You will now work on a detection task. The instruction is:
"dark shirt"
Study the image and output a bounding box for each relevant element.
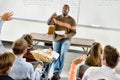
[0,75,14,80]
[23,47,36,62]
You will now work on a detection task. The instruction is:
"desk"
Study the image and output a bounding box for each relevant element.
[30,32,95,53]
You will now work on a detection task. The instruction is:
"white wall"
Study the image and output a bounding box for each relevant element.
[1,0,120,30]
[1,19,120,50]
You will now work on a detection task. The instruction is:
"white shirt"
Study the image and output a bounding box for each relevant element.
[82,65,120,80]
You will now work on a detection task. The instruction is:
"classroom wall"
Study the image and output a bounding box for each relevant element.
[1,19,120,50]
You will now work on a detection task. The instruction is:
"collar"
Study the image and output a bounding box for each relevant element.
[61,14,69,18]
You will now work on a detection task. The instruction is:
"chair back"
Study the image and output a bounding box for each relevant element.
[76,64,89,80]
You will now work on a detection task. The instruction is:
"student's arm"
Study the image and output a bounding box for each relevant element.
[34,64,43,80]
[69,55,87,80]
[0,12,13,32]
[30,64,43,80]
[0,20,3,30]
[1,12,13,21]
[53,18,76,31]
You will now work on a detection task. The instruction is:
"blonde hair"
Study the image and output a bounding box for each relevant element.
[85,42,103,66]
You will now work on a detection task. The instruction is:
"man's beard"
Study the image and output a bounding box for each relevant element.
[63,13,67,16]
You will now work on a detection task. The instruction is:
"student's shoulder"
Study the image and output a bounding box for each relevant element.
[24,61,33,68]
[85,66,100,74]
[68,15,75,20]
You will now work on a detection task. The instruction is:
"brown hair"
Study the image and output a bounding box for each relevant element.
[103,45,119,68]
[0,52,15,75]
[85,42,103,66]
[12,39,27,55]
[21,34,33,47]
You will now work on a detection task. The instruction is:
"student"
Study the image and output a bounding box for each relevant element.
[9,39,42,80]
[0,12,13,53]
[82,45,120,80]
[69,42,103,80]
[21,34,52,62]
[47,4,76,79]
[21,34,53,80]
[0,52,15,80]
[21,34,36,62]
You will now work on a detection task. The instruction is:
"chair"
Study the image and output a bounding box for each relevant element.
[76,64,89,80]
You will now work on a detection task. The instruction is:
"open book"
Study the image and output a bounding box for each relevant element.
[30,49,59,62]
[42,49,59,60]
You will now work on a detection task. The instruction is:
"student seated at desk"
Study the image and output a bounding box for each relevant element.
[9,39,42,80]
[0,52,15,80]
[69,42,103,80]
[21,34,37,62]
[21,34,53,80]
[82,45,120,80]
[21,34,53,62]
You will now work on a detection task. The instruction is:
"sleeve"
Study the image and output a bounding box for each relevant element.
[29,64,42,80]
[47,16,55,25]
[66,29,76,39]
[82,67,93,80]
[0,20,4,33]
[34,68,43,80]
[68,62,77,80]
[66,18,76,39]
[29,65,35,80]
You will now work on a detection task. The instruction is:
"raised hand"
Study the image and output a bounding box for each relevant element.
[1,11,13,21]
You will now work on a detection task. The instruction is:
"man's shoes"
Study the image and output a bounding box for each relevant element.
[51,72,61,80]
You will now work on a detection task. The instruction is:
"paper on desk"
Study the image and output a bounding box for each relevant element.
[51,51,59,59]
[42,49,59,59]
[55,30,65,35]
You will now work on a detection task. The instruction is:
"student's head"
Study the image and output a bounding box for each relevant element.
[85,42,103,66]
[88,42,103,57]
[21,34,33,47]
[62,4,70,16]
[103,45,119,68]
[0,52,15,75]
[12,39,27,55]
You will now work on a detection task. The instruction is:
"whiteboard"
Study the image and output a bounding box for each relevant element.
[0,0,80,22]
[78,0,120,29]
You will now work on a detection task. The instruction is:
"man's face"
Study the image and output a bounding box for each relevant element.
[62,5,69,16]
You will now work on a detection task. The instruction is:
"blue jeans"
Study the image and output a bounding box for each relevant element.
[52,40,71,74]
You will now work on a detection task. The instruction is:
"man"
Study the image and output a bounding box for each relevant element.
[0,12,13,53]
[82,45,120,80]
[47,4,76,79]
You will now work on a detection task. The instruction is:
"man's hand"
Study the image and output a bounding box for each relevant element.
[59,34,67,38]
[1,12,13,21]
[52,12,57,18]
